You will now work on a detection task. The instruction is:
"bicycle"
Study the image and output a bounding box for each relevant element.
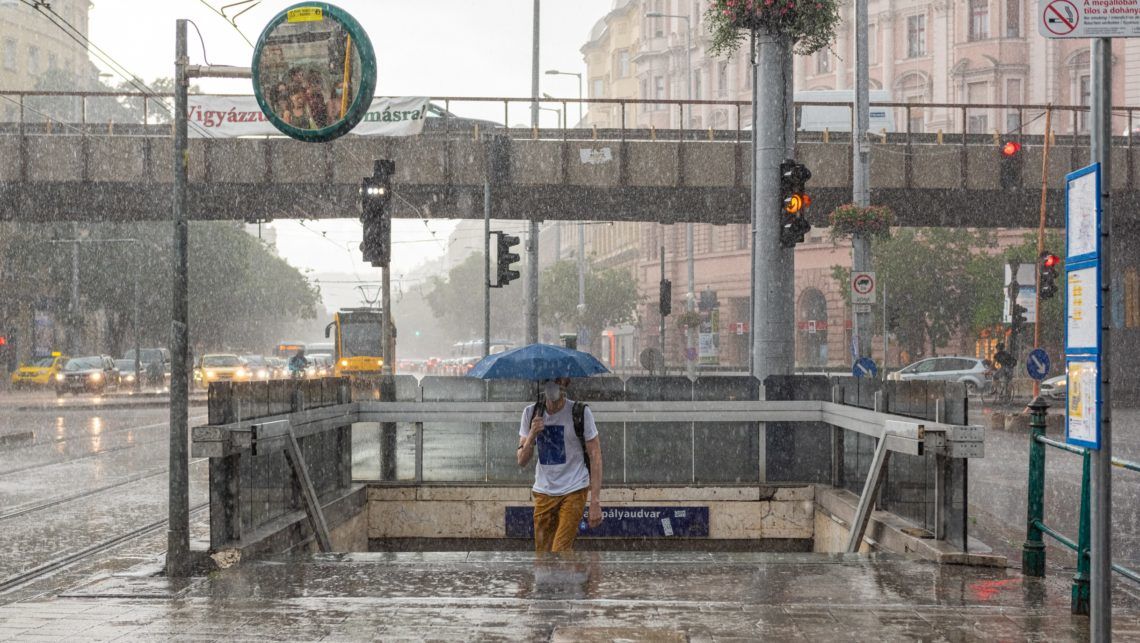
[985,373,1014,406]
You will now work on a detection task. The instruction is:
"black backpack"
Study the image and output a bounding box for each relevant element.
[572,401,591,474]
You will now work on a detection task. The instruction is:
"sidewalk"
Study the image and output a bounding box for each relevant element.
[3,551,1139,641]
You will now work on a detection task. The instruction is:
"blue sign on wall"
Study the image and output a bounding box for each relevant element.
[505,506,710,539]
[852,356,878,379]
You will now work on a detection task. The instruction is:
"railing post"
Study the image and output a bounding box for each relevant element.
[1073,449,1092,615]
[1022,396,1048,576]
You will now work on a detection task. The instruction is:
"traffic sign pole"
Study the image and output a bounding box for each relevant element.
[1089,37,1112,643]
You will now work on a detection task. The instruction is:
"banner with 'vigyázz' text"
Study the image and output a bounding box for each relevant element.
[187,95,430,138]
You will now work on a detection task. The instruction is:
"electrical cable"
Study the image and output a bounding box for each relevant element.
[186,20,213,67]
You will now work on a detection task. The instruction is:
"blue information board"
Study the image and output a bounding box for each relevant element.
[1026,348,1051,381]
[505,506,709,539]
[1064,164,1102,449]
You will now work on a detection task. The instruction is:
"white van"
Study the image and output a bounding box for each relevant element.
[794,90,895,133]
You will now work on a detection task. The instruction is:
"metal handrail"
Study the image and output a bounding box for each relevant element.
[1023,404,1140,616]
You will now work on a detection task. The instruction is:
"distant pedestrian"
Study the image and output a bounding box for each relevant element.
[517,378,603,553]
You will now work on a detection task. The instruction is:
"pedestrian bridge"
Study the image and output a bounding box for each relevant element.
[3,94,1140,227]
[190,375,988,565]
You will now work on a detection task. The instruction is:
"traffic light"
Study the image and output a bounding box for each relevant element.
[779,159,812,248]
[659,279,672,316]
[1011,302,1028,333]
[1039,251,1060,300]
[999,140,1022,190]
[494,231,521,287]
[360,159,394,266]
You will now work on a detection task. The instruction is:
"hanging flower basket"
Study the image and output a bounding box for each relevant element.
[828,203,896,241]
[675,311,703,330]
[704,0,842,57]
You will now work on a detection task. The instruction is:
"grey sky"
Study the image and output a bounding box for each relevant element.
[87,0,611,279]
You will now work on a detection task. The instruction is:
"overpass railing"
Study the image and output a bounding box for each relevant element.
[192,375,983,554]
[2,90,1138,147]
[1021,397,1140,616]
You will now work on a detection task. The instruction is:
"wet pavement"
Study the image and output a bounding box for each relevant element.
[2,551,1140,640]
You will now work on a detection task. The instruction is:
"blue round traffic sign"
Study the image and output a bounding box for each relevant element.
[852,357,878,379]
[1026,348,1051,381]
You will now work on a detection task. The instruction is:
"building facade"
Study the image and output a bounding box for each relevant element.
[0,1,92,102]
[565,0,1129,371]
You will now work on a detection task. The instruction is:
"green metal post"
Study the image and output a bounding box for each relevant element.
[1073,450,1092,615]
[1022,396,1048,577]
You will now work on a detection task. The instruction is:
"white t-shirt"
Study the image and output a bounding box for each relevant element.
[519,399,598,496]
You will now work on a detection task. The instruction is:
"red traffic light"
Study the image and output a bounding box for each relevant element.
[1001,141,1022,157]
[0,336,6,347]
[1042,253,1060,269]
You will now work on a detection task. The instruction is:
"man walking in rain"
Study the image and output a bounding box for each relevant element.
[517,377,603,553]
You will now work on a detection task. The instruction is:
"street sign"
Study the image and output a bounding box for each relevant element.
[1026,348,1051,381]
[852,357,877,379]
[1002,264,1038,324]
[1064,164,1103,449]
[851,271,876,305]
[252,2,377,142]
[1039,0,1140,39]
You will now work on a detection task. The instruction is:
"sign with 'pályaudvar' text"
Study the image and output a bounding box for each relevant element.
[505,506,709,538]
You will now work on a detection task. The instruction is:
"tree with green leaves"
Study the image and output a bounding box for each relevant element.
[538,260,639,354]
[424,253,525,345]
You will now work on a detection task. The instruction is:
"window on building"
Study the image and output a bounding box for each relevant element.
[1078,74,1091,132]
[907,15,926,58]
[692,70,701,99]
[652,1,665,37]
[1006,0,1020,37]
[1005,78,1022,131]
[617,50,630,78]
[868,24,878,64]
[970,0,990,41]
[737,224,749,250]
[2,39,16,71]
[816,52,831,74]
[27,46,39,75]
[717,62,728,97]
[966,81,989,133]
[47,52,57,70]
[654,75,665,101]
[592,78,605,98]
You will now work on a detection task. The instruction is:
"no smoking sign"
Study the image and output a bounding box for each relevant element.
[851,271,876,305]
[1039,0,1140,38]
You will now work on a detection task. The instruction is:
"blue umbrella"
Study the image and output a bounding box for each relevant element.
[466,343,609,380]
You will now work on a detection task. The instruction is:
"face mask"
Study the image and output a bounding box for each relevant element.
[543,381,562,402]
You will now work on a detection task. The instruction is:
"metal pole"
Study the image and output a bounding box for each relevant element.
[1089,36,1112,643]
[882,280,888,373]
[660,246,666,370]
[852,0,872,360]
[70,234,79,355]
[133,262,141,394]
[526,0,540,345]
[380,261,396,480]
[750,31,794,379]
[577,221,586,349]
[577,73,583,125]
[684,14,696,380]
[1033,108,1053,399]
[484,182,491,358]
[1022,397,1047,577]
[166,19,190,578]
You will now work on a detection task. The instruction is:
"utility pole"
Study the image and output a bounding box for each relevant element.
[525,0,540,345]
[852,0,872,361]
[1089,36,1113,643]
[168,19,191,578]
[577,222,586,349]
[750,31,796,380]
[484,180,491,358]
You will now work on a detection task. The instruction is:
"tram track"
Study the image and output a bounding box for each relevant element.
[0,457,209,522]
[0,414,208,478]
[0,501,210,595]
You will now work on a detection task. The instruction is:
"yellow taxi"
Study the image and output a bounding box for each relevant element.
[194,353,251,389]
[10,352,67,389]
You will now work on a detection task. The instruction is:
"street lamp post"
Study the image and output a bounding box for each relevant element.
[544,69,582,124]
[546,69,588,349]
[648,10,696,378]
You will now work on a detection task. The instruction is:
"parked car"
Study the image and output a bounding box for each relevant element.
[1041,374,1067,400]
[306,353,333,378]
[886,356,991,393]
[10,352,66,389]
[55,355,120,396]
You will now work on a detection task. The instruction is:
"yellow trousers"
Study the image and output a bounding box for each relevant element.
[532,488,588,553]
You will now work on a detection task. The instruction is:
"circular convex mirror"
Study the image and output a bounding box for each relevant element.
[252,2,377,142]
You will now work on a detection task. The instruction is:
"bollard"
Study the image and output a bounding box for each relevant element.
[1022,396,1048,576]
[1072,450,1092,615]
